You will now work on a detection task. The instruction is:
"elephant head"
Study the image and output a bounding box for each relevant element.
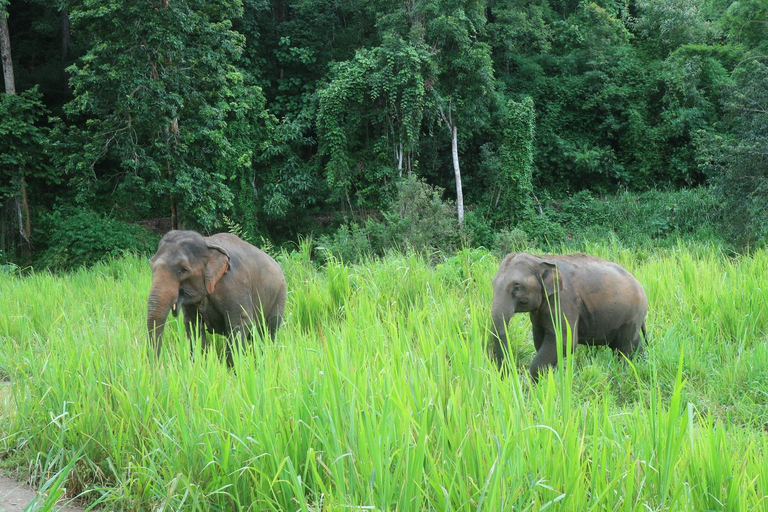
[147,230,230,356]
[490,253,562,367]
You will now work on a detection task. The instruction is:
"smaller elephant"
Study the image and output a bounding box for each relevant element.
[147,230,286,364]
[490,252,647,382]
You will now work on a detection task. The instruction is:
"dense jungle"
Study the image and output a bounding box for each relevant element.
[0,0,767,267]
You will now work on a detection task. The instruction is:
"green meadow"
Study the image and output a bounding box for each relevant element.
[1,242,767,511]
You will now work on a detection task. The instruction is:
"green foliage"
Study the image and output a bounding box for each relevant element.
[381,174,461,253]
[318,174,460,262]
[61,0,257,229]
[498,96,535,223]
[258,112,323,224]
[545,187,722,246]
[462,209,495,248]
[0,87,53,199]
[5,0,768,258]
[424,0,496,131]
[317,35,430,201]
[719,0,768,52]
[35,208,158,270]
[316,222,376,265]
[632,0,716,56]
[0,250,20,274]
[320,186,724,259]
[699,59,768,247]
[492,227,531,256]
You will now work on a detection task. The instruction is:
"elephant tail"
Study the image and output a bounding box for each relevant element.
[641,322,648,345]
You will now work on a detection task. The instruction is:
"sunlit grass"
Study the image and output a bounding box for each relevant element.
[0,242,767,510]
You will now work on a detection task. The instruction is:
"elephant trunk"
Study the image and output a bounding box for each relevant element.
[490,296,514,369]
[147,271,179,357]
[490,313,509,369]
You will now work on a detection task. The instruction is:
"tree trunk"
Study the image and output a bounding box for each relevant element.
[450,124,464,226]
[20,176,30,242]
[437,99,464,227]
[2,11,32,257]
[171,198,178,230]
[396,137,404,176]
[1,11,15,94]
[60,9,70,62]
[167,161,178,230]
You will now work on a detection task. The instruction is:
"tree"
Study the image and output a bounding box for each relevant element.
[63,0,258,230]
[422,0,495,226]
[0,4,12,95]
[699,59,768,246]
[317,35,430,204]
[632,0,715,57]
[499,96,535,223]
[1,3,50,258]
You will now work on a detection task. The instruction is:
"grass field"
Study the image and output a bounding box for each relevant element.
[1,242,767,511]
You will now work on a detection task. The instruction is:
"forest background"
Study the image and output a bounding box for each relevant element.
[1,0,767,269]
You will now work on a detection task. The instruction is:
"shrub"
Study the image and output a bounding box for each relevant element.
[518,211,568,246]
[36,208,159,270]
[0,249,20,274]
[462,210,495,248]
[319,174,461,262]
[381,174,460,253]
[493,228,530,256]
[316,222,376,264]
[539,187,722,247]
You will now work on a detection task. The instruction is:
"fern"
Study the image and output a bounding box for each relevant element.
[222,214,275,255]
[222,214,250,243]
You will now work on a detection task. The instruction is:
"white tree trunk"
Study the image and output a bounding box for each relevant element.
[451,124,464,226]
[436,98,465,226]
[1,11,16,94]
[396,137,403,176]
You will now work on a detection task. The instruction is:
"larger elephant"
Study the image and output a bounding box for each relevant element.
[147,230,286,364]
[490,252,647,382]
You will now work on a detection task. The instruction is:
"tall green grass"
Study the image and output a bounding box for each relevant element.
[1,243,767,510]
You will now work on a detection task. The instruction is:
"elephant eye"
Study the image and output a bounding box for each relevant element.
[179,266,190,275]
[512,283,521,293]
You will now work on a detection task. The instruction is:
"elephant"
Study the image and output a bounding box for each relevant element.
[147,230,287,364]
[490,252,647,382]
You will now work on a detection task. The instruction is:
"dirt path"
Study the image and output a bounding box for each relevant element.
[0,476,38,512]
[0,382,85,512]
[0,476,85,512]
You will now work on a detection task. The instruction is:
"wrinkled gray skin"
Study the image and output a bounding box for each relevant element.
[491,252,647,382]
[147,230,286,365]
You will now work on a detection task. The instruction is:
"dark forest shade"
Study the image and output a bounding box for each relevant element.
[1,0,767,264]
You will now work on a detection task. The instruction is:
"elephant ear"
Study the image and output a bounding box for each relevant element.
[539,260,563,297]
[205,244,231,294]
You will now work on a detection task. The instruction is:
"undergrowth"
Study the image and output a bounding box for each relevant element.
[0,241,766,510]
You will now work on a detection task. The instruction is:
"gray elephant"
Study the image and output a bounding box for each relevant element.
[490,252,647,382]
[147,230,287,364]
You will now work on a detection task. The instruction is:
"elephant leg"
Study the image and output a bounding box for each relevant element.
[225,315,253,367]
[532,322,545,352]
[183,307,208,357]
[529,337,558,383]
[267,287,287,341]
[266,314,282,341]
[530,320,578,383]
[609,324,644,360]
